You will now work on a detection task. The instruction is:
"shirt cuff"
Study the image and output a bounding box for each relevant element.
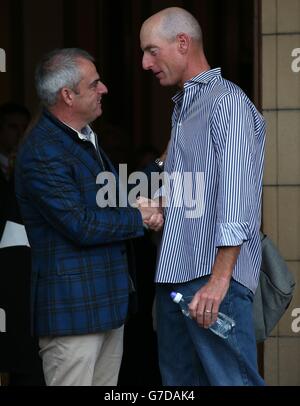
[215,222,251,247]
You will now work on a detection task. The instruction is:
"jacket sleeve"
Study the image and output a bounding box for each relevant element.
[20,142,144,247]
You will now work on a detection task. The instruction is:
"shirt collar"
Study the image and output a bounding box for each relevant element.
[60,121,97,148]
[172,67,222,104]
[43,109,96,144]
[62,122,94,142]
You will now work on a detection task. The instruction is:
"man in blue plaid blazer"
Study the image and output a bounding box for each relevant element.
[14,48,164,386]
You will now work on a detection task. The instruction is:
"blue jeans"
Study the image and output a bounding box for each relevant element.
[155,276,265,386]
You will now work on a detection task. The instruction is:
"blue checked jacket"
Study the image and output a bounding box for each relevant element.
[14,110,145,337]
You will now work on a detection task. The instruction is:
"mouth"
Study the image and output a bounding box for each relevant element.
[154,71,163,78]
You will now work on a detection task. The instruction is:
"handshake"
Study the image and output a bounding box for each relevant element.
[135,196,164,232]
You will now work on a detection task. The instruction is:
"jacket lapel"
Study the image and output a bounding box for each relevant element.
[42,111,127,205]
[60,132,103,179]
[42,111,104,178]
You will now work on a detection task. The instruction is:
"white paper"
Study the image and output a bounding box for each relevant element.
[0,220,30,248]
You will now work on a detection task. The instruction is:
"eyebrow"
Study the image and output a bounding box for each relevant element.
[89,78,101,87]
[142,45,158,52]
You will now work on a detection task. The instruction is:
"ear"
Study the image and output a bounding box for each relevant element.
[176,33,190,54]
[60,87,74,107]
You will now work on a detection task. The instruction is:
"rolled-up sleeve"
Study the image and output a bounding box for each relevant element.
[211,92,258,247]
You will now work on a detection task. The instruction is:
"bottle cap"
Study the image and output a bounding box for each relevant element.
[170,291,183,303]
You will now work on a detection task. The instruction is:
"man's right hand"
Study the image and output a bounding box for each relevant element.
[136,197,164,232]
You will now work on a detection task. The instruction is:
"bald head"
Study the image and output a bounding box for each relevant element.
[142,7,203,46]
[140,7,209,88]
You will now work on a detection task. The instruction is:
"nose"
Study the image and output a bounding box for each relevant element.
[142,53,153,71]
[98,81,108,95]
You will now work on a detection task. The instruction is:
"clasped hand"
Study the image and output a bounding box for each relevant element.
[135,196,164,232]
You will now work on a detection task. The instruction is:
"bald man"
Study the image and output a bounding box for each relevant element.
[140,8,265,386]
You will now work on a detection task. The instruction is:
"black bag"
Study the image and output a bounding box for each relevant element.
[253,233,296,342]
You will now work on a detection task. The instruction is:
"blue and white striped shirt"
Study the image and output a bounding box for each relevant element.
[155,68,266,293]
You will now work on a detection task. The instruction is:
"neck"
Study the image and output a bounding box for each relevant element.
[179,52,210,89]
[48,106,86,132]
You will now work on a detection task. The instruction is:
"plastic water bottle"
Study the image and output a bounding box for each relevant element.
[170,291,235,339]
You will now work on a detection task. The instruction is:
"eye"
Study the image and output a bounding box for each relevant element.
[90,79,100,89]
[150,48,158,56]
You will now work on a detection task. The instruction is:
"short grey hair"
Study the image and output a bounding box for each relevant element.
[35,48,95,107]
[158,8,202,44]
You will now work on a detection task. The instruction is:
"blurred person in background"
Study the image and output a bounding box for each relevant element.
[0,102,44,386]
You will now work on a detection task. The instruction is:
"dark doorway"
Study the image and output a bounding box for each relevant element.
[0,0,258,166]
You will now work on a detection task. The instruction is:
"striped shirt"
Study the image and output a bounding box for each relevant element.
[155,68,266,293]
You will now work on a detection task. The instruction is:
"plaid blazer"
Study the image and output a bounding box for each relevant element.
[15,110,144,336]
